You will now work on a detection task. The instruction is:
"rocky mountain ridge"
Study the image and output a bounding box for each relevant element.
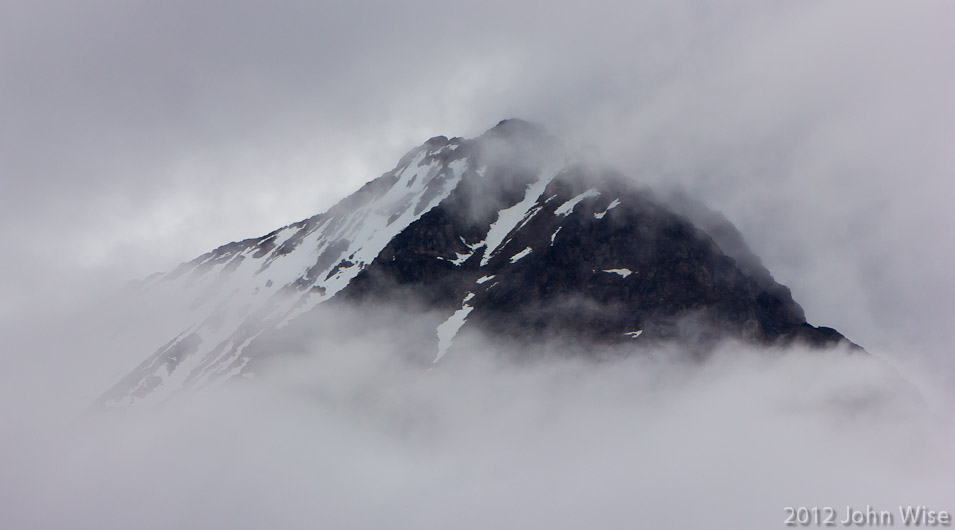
[99,119,854,408]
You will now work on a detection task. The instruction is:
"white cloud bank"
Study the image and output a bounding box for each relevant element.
[1,322,952,529]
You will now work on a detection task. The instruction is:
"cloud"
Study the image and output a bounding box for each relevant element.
[1,1,953,526]
[1,318,951,529]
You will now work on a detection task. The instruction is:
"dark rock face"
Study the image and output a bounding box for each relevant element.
[340,150,850,359]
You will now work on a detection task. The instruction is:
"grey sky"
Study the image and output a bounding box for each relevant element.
[2,2,954,527]
[2,0,953,396]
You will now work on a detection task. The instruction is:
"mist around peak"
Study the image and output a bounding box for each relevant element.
[1,296,950,530]
[1,1,953,527]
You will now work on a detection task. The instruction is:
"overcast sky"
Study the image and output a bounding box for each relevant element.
[2,2,955,528]
[2,0,954,396]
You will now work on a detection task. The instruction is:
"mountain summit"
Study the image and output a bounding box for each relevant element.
[99,120,854,407]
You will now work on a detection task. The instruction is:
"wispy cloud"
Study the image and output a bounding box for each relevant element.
[1,2,953,526]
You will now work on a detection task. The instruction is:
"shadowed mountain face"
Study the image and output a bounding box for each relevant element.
[99,119,854,407]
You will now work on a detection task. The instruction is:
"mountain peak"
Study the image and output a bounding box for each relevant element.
[489,117,542,132]
[479,118,551,142]
[98,123,856,408]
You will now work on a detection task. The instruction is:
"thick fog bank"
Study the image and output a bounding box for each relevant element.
[1,329,951,530]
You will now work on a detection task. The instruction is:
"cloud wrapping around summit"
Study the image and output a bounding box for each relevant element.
[0,1,953,528]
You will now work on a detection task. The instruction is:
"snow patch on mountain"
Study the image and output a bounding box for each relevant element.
[555,188,600,216]
[435,292,475,363]
[603,268,633,278]
[510,247,533,263]
[481,170,557,266]
[440,236,486,265]
[594,198,621,220]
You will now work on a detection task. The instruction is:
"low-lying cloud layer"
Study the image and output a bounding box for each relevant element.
[2,318,951,529]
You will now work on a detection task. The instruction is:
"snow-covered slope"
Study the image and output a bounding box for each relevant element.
[99,135,485,406]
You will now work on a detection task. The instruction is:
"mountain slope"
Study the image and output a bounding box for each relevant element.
[99,120,853,408]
